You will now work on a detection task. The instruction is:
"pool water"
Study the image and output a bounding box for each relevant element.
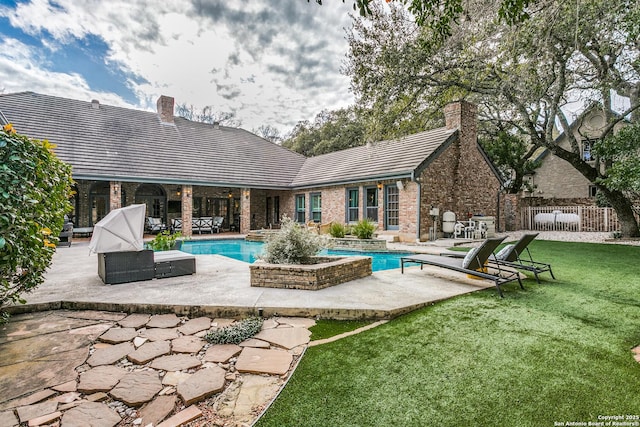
[181,239,413,272]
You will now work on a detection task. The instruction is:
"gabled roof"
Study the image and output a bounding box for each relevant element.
[0,92,306,188]
[292,128,457,188]
[0,92,461,189]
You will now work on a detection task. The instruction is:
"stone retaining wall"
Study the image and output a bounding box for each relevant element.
[327,238,387,251]
[250,256,372,290]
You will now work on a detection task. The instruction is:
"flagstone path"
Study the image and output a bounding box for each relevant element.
[0,310,313,427]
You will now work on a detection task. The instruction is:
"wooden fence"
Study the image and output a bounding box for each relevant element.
[521,206,640,232]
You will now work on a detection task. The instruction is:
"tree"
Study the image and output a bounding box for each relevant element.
[252,125,283,144]
[345,0,640,236]
[282,107,368,156]
[0,124,73,322]
[175,103,241,127]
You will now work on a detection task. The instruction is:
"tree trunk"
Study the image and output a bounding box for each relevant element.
[600,188,640,238]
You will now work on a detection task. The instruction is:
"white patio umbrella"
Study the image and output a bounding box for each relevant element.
[88,204,147,254]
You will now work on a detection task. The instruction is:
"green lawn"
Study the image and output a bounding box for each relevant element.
[257,241,640,426]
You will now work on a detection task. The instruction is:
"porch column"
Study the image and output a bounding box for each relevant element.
[240,188,251,233]
[181,185,193,236]
[110,181,122,210]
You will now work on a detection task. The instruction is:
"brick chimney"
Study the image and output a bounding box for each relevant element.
[156,95,175,123]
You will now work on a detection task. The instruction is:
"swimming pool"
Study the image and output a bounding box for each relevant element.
[181,239,413,272]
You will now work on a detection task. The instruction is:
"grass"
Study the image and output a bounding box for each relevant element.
[256,241,640,426]
[309,319,373,341]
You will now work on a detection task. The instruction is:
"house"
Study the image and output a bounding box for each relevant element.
[0,92,502,242]
[522,106,628,205]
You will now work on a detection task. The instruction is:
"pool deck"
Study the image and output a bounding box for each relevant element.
[11,235,497,320]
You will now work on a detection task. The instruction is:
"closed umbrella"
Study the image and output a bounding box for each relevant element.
[88,204,146,253]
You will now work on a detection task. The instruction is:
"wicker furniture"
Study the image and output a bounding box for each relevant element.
[153,250,196,278]
[98,250,155,284]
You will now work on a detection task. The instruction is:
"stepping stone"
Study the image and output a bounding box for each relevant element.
[139,328,180,341]
[276,317,316,329]
[203,344,242,363]
[162,371,192,386]
[261,318,279,329]
[146,314,180,328]
[128,340,171,365]
[98,327,138,344]
[0,410,18,427]
[52,391,81,404]
[239,338,270,348]
[4,389,56,409]
[118,313,150,329]
[87,342,134,367]
[177,366,226,405]
[156,405,202,427]
[211,318,235,329]
[151,354,202,372]
[171,336,205,354]
[64,311,126,322]
[16,400,58,423]
[26,410,61,426]
[139,395,176,427]
[254,328,311,350]
[215,375,281,422]
[133,336,148,348]
[77,365,127,393]
[178,317,211,335]
[109,370,162,407]
[68,323,113,336]
[52,380,77,392]
[235,347,293,376]
[61,401,121,427]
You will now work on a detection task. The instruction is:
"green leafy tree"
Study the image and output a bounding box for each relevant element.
[282,107,367,156]
[0,124,73,322]
[345,0,640,236]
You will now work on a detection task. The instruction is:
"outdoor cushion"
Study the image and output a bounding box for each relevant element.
[495,244,514,261]
[462,246,481,269]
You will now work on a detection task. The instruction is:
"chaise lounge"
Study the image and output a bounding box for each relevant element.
[490,233,554,283]
[401,237,523,297]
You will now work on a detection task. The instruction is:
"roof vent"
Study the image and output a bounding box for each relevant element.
[213,121,220,130]
[91,99,100,109]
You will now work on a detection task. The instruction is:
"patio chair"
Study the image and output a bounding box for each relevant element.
[491,233,555,283]
[171,218,182,233]
[145,217,167,234]
[213,216,224,233]
[401,237,523,298]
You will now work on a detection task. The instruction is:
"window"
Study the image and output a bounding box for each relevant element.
[295,195,306,223]
[581,139,598,162]
[346,188,359,222]
[365,186,378,222]
[589,185,598,198]
[274,196,280,224]
[310,193,322,223]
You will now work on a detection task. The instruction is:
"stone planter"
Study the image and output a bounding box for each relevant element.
[326,237,387,251]
[250,256,372,290]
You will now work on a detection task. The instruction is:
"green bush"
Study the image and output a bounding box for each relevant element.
[260,215,325,264]
[205,317,264,344]
[329,222,346,238]
[0,124,73,322]
[147,231,183,251]
[352,219,376,239]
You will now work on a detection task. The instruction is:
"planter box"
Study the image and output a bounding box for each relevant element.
[250,256,372,290]
[327,237,387,251]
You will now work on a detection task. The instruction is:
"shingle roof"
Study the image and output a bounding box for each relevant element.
[0,92,305,188]
[0,92,459,189]
[291,127,457,187]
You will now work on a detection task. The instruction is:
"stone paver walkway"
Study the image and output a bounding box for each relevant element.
[0,310,313,427]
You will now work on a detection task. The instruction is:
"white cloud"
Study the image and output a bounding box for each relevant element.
[0,0,355,133]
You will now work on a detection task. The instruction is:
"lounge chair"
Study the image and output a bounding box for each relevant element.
[213,216,224,233]
[145,217,167,234]
[491,233,555,283]
[401,237,523,297]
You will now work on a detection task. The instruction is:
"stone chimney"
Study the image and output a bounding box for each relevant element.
[156,95,175,123]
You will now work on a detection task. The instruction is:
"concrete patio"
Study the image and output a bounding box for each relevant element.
[10,238,495,320]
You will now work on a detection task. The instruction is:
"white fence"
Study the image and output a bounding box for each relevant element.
[521,206,640,232]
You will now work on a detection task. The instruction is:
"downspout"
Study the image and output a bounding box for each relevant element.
[496,190,501,233]
[413,171,421,241]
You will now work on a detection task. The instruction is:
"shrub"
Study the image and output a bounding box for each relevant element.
[147,231,183,251]
[352,219,376,239]
[205,317,264,344]
[329,222,346,238]
[260,215,325,264]
[0,124,73,323]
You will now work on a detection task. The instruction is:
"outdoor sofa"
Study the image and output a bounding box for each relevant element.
[171,217,223,234]
[98,249,196,284]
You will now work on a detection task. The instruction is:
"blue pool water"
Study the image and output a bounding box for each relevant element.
[181,239,412,272]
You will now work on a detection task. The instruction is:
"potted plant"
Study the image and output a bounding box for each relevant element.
[147,231,184,251]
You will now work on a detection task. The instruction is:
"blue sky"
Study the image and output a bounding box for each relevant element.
[0,0,355,133]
